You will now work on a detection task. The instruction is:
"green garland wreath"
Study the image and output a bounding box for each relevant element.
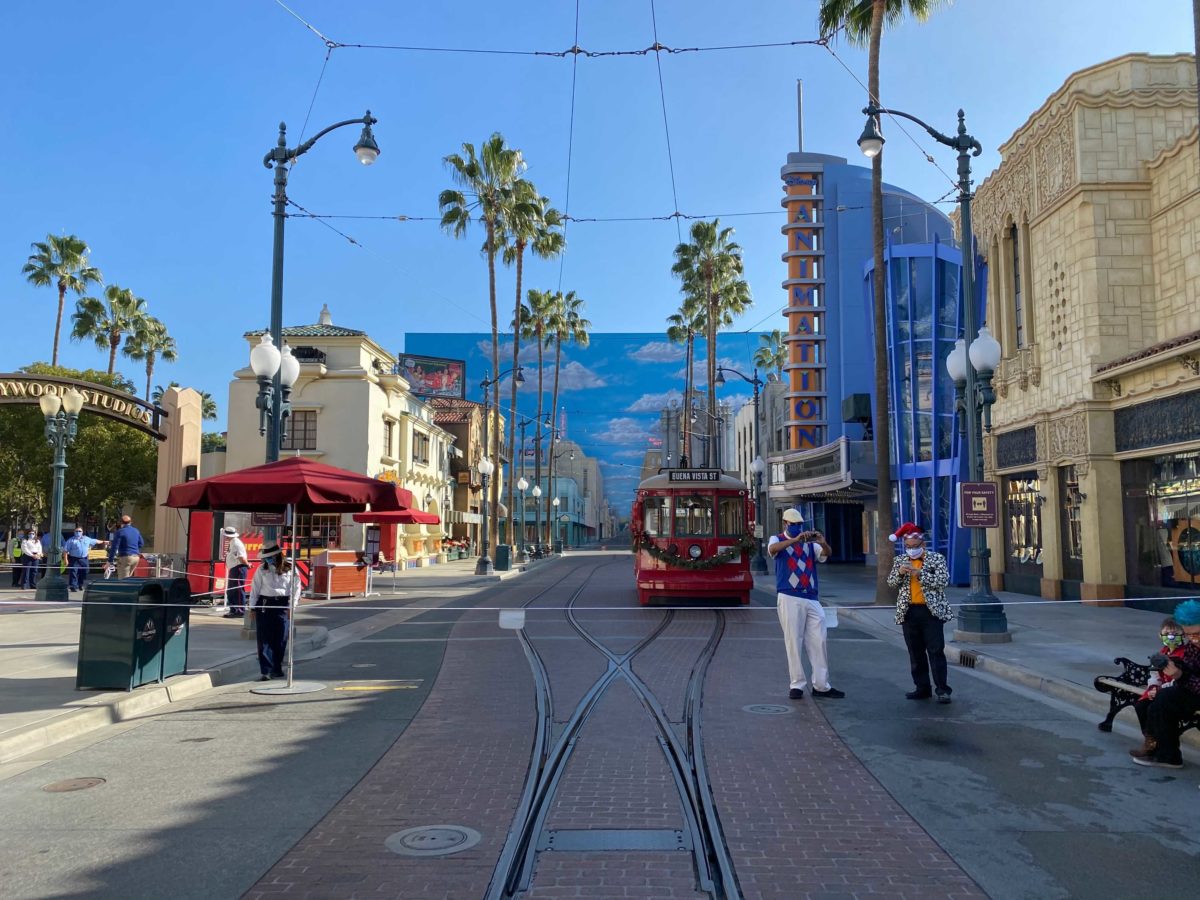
[634,534,757,570]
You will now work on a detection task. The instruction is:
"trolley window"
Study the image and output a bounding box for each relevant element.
[642,496,670,537]
[674,493,713,537]
[718,496,744,537]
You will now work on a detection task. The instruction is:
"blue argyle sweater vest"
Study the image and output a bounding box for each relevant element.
[773,533,820,600]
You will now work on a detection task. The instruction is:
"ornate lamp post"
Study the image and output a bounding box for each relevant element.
[551,496,561,553]
[36,388,85,602]
[716,365,769,575]
[476,456,495,575]
[260,111,379,462]
[531,483,543,558]
[859,102,1008,641]
[516,477,529,562]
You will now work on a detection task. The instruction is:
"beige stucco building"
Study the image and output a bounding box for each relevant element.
[225,306,469,567]
[972,53,1200,602]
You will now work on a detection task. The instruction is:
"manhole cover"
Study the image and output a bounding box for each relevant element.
[385,825,482,857]
[43,778,106,793]
[742,704,793,716]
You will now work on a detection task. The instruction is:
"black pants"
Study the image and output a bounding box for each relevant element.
[255,606,289,676]
[1145,687,1200,764]
[902,604,950,694]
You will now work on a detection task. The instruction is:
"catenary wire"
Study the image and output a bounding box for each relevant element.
[558,0,581,291]
[649,0,683,244]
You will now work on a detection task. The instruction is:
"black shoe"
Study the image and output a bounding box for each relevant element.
[812,687,845,699]
[1131,756,1183,769]
[259,675,271,682]
[788,688,804,700]
[270,671,285,679]
[906,689,933,700]
[222,612,241,618]
[936,690,952,704]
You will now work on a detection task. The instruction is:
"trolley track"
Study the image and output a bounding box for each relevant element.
[486,558,741,899]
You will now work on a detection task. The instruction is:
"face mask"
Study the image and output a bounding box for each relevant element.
[1162,632,1184,650]
[785,523,804,538]
[905,547,925,559]
[75,533,83,539]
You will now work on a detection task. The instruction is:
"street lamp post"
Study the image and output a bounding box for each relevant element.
[551,496,561,553]
[859,103,1009,641]
[715,366,769,575]
[35,388,85,602]
[476,456,495,575]
[531,484,543,558]
[516,477,529,562]
[479,367,525,559]
[260,111,379,463]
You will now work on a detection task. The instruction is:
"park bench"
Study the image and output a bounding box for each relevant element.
[1094,656,1200,735]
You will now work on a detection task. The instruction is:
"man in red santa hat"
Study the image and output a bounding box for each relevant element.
[886,523,954,703]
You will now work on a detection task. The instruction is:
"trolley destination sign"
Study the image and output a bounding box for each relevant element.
[667,470,722,483]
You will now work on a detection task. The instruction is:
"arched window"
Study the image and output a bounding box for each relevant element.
[1010,223,1025,349]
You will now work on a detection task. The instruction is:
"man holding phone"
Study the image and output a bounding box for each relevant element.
[768,507,843,700]
[887,522,953,703]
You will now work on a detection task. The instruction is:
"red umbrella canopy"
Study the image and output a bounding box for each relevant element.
[164,457,413,513]
[351,509,440,525]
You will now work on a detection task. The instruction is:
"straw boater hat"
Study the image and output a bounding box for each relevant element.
[259,542,283,561]
[221,526,238,537]
[889,522,923,543]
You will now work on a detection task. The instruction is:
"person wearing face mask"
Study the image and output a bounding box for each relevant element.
[887,523,953,703]
[19,529,44,590]
[62,528,108,592]
[768,507,843,700]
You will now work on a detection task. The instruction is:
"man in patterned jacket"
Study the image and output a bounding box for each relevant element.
[887,523,953,703]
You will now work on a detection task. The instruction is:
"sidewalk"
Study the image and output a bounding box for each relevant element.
[755,563,1199,747]
[0,553,538,766]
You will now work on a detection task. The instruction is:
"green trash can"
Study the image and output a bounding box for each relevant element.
[494,544,512,571]
[158,578,195,679]
[76,578,189,691]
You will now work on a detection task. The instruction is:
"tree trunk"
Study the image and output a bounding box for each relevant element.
[108,334,119,375]
[507,244,525,547]
[53,281,66,368]
[534,327,545,547]
[869,0,894,602]
[706,276,716,467]
[549,339,563,546]
[486,218,501,549]
[682,332,693,465]
[144,355,154,401]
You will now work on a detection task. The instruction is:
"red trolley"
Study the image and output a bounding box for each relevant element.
[631,469,756,606]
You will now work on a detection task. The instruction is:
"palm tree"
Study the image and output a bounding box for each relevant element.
[753,329,787,378]
[70,285,147,375]
[521,287,559,545]
[123,316,177,400]
[497,189,565,543]
[545,291,590,546]
[152,382,218,420]
[671,219,750,460]
[820,0,947,600]
[666,293,707,465]
[439,133,538,545]
[22,234,103,367]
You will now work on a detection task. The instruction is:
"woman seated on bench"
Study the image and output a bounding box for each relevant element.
[1130,599,1200,769]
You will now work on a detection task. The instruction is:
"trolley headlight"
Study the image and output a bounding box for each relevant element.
[688,544,703,560]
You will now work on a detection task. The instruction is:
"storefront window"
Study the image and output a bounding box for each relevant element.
[1058,465,1083,581]
[674,493,713,537]
[1124,450,1200,591]
[1004,474,1043,579]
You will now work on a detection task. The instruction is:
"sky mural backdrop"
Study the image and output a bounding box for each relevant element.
[404,332,771,510]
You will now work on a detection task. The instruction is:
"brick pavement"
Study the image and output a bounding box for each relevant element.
[523,852,707,899]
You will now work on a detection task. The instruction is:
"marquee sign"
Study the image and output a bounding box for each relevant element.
[781,164,828,451]
[0,374,168,440]
[668,470,722,483]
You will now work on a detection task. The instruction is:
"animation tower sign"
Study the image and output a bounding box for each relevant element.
[781,166,827,450]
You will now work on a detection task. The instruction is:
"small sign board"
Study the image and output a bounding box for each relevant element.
[668,470,721,483]
[957,481,1000,528]
[251,511,288,527]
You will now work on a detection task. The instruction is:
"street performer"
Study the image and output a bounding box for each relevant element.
[887,522,953,703]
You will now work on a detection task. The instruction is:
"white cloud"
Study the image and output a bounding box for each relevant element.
[547,361,607,392]
[592,417,652,444]
[671,355,742,384]
[611,447,647,458]
[628,341,684,363]
[626,389,683,412]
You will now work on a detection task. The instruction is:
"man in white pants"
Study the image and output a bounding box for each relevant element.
[768,508,843,700]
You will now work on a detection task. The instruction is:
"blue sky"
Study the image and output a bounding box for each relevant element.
[1,1,1191,431]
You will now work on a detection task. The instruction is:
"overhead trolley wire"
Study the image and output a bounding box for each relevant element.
[649,0,683,243]
[559,0,582,291]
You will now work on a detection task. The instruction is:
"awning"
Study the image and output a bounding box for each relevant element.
[352,509,441,525]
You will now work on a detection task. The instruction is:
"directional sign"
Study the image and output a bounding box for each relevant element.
[958,481,1000,529]
[668,470,721,483]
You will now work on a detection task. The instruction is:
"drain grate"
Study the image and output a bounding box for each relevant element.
[385,825,482,857]
[43,778,106,793]
[742,704,793,716]
[959,650,978,668]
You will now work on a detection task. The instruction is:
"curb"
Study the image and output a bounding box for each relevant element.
[0,626,329,765]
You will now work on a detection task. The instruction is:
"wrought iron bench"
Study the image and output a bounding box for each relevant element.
[1094,656,1200,736]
